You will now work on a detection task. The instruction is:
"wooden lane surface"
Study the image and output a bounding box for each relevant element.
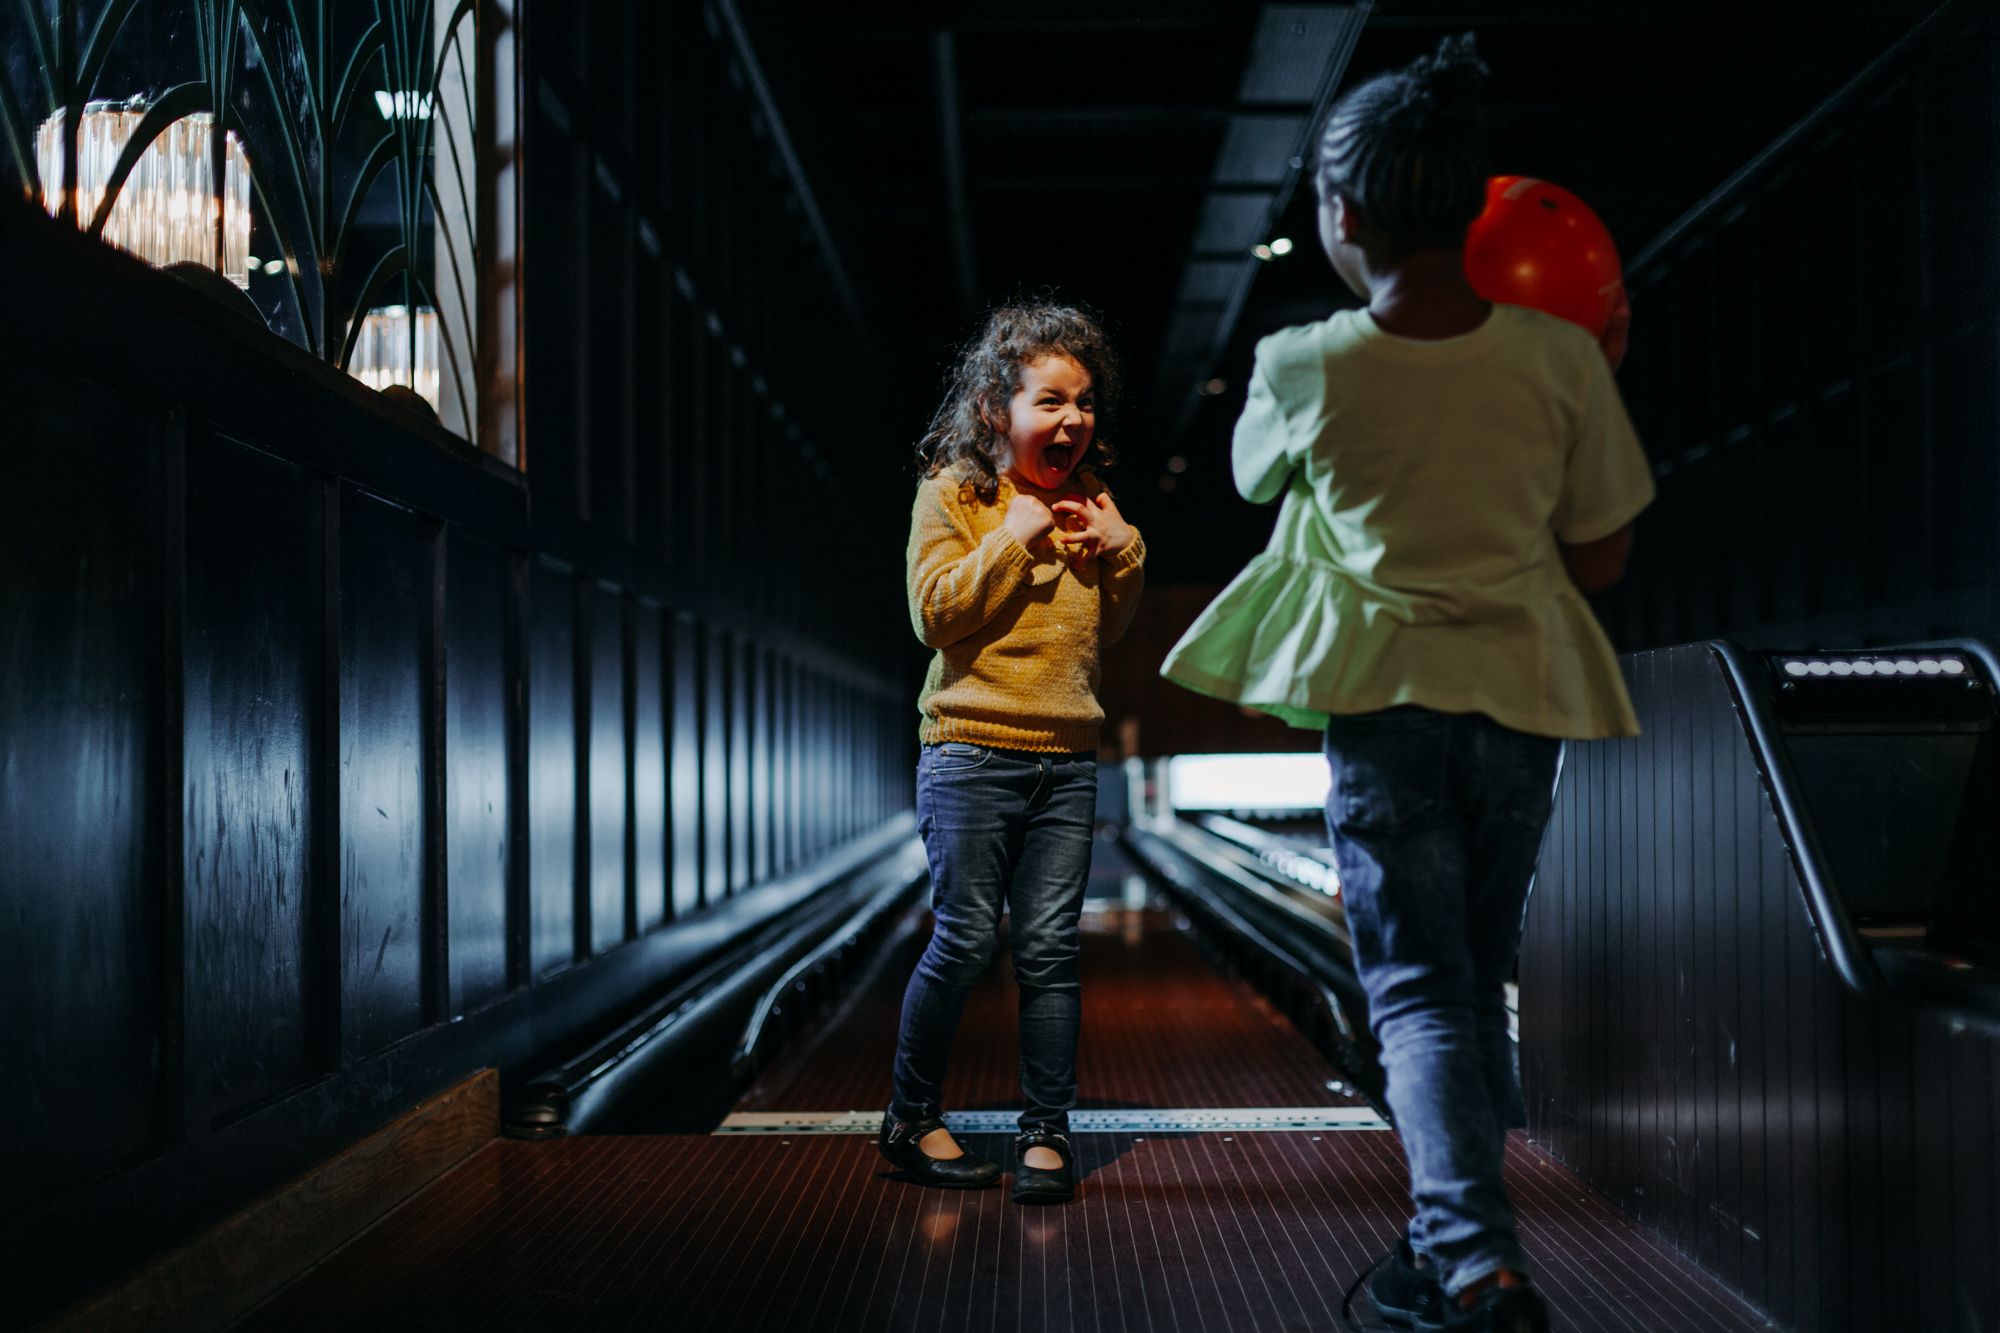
[243,1131,1771,1331]
[245,904,1771,1331]
[737,906,1366,1115]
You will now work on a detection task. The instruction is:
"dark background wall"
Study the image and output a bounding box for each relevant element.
[1597,2,2000,656]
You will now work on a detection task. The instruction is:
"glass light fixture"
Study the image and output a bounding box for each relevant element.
[37,99,251,287]
[349,305,441,413]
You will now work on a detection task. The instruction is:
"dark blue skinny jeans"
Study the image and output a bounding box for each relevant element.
[890,742,1097,1134]
[1322,706,1561,1297]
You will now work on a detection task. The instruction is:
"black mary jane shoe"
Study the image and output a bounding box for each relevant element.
[877,1112,1001,1188]
[1011,1127,1076,1204]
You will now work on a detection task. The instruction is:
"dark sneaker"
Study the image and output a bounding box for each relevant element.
[1369,1240,1447,1327]
[1429,1283,1550,1333]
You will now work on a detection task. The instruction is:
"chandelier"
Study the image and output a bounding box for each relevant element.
[349,305,442,413]
[37,98,252,287]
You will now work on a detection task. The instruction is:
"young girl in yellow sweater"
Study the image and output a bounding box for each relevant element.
[878,303,1146,1204]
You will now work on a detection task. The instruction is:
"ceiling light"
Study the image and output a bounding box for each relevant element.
[1198,377,1228,396]
[263,258,283,276]
[1166,455,1188,474]
[1268,236,1294,255]
[1252,243,1274,261]
[374,90,433,120]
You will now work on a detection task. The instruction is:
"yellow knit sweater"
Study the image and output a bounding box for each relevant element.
[907,467,1147,753]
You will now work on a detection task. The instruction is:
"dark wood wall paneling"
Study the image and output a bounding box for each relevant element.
[1524,646,2000,1332]
[338,489,435,1059]
[521,0,920,920]
[1601,5,2000,655]
[4,364,168,1202]
[183,436,323,1121]
[4,0,913,1319]
[444,534,513,1013]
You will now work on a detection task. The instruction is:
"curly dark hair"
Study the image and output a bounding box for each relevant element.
[1317,33,1491,255]
[917,302,1121,503]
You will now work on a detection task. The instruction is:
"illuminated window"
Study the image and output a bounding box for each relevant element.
[6,2,507,456]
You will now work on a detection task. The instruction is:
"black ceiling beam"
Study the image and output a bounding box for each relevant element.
[714,0,879,360]
[933,31,980,319]
[972,176,1274,195]
[1149,3,1372,439]
[965,104,1313,133]
[948,16,1238,34]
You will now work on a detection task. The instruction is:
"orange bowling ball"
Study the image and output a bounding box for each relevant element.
[1463,176,1624,338]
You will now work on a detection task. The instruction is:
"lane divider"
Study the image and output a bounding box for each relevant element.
[714,1107,1390,1134]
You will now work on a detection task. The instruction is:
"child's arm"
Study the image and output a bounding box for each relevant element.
[907,482,1042,648]
[1231,352,1296,504]
[1559,526,1633,592]
[1100,535,1146,644]
[1553,338,1653,591]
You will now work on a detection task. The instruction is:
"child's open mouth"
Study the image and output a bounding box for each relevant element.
[1043,444,1075,475]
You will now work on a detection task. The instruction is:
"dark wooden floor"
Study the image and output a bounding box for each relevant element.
[244,881,1776,1331]
[737,894,1362,1115]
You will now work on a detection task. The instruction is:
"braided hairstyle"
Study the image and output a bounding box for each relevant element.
[917,302,1121,503]
[1317,34,1491,255]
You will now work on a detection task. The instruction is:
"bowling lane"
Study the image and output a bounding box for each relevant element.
[242,831,1773,1331]
[732,901,1366,1117]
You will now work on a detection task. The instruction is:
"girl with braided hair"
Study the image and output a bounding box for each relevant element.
[1163,35,1651,1333]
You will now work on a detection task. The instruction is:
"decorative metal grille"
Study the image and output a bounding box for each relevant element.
[2,0,484,442]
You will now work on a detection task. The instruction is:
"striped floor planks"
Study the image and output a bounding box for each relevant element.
[245,1131,1772,1331]
[245,900,1774,1330]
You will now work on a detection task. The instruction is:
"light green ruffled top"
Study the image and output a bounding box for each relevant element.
[1162,304,1655,740]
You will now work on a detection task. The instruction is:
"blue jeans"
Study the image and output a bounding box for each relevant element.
[1322,707,1561,1296]
[891,742,1097,1133]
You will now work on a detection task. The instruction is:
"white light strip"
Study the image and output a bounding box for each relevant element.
[1167,752,1330,812]
[1780,655,1967,679]
[714,1108,1390,1135]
